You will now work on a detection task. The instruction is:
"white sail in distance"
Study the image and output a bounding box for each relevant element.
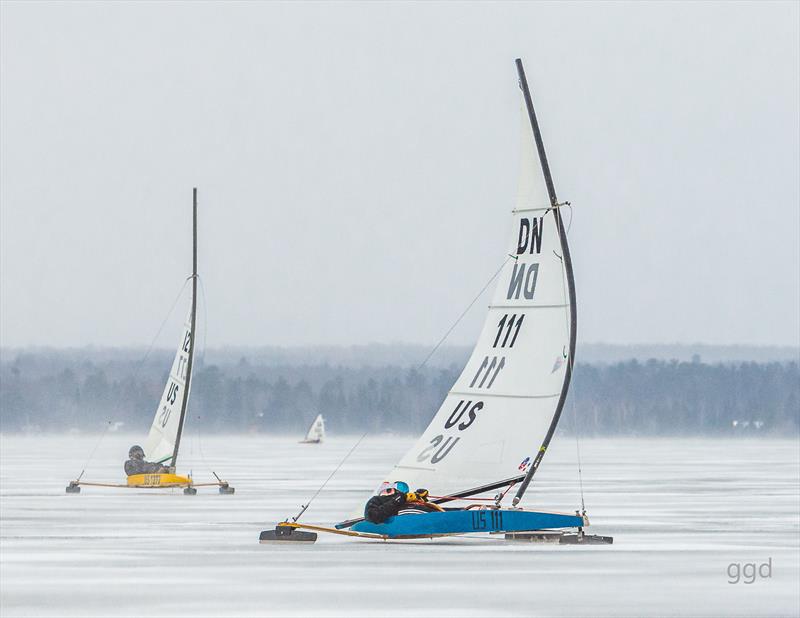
[379,62,575,502]
[143,304,195,465]
[302,414,325,443]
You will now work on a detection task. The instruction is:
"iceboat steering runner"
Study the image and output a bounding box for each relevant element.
[65,189,234,496]
[259,59,611,544]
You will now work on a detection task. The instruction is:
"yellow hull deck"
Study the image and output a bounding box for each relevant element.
[126,473,192,487]
[65,473,234,493]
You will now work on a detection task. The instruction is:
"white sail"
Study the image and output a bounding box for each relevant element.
[143,303,194,466]
[379,94,574,500]
[302,414,325,443]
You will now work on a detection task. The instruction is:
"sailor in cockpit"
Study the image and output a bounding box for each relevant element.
[124,445,170,476]
[363,481,442,523]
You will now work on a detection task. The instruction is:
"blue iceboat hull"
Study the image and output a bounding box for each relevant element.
[351,509,585,538]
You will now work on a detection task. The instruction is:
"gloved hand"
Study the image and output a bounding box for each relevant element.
[415,488,429,501]
[405,492,418,503]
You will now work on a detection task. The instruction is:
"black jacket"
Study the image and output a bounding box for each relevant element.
[364,492,407,523]
[124,459,168,476]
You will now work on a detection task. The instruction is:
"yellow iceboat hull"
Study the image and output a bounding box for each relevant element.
[65,474,232,492]
[126,473,192,488]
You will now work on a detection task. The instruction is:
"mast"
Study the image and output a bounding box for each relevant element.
[171,187,198,468]
[511,59,578,506]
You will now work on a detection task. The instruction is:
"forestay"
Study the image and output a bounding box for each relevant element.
[303,414,325,442]
[379,73,575,501]
[143,304,195,466]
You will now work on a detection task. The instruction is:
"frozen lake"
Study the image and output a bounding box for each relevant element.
[1,433,798,617]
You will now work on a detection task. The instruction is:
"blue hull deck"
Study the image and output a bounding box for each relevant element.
[351,509,585,538]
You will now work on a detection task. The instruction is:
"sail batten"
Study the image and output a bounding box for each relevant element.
[490,303,569,309]
[512,206,558,214]
[360,60,577,506]
[448,390,561,400]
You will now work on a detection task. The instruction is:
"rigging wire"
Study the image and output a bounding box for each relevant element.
[289,432,369,523]
[193,414,214,474]
[558,205,573,351]
[131,278,192,383]
[179,275,212,475]
[416,255,515,371]
[563,201,574,235]
[187,418,195,479]
[76,419,113,481]
[559,200,584,512]
[571,396,586,512]
[72,280,191,476]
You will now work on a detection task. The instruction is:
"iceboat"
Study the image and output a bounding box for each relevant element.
[300,414,325,444]
[65,189,234,495]
[260,59,610,543]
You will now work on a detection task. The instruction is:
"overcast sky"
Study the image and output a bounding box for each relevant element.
[1,1,798,350]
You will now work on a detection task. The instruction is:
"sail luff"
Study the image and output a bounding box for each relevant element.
[170,187,198,469]
[511,60,578,506]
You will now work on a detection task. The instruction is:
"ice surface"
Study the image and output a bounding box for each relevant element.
[1,433,798,617]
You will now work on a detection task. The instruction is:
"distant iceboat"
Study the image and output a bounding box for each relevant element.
[300,414,325,444]
[66,189,234,495]
[261,59,611,544]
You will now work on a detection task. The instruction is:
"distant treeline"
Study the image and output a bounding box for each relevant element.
[0,350,797,436]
